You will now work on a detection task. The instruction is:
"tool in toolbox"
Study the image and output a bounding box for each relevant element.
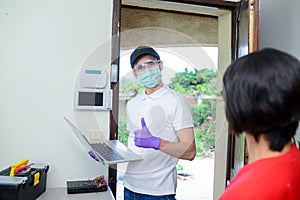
[9,158,30,176]
[14,163,33,173]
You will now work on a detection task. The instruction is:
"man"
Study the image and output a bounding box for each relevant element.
[219,48,300,199]
[123,46,196,199]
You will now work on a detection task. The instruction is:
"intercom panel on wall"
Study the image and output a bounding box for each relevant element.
[80,68,107,89]
[75,88,112,111]
[75,67,112,111]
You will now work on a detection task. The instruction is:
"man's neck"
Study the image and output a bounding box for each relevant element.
[245,132,291,163]
[145,83,164,95]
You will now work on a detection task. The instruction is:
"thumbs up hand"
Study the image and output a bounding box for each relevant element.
[133,118,161,150]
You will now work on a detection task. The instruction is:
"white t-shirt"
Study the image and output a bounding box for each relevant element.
[123,85,194,195]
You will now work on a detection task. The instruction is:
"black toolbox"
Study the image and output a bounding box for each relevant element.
[0,163,49,200]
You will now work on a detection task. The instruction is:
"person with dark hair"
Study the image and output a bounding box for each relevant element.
[219,48,300,199]
[123,46,196,199]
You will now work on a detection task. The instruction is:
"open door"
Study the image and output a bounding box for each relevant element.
[226,0,259,188]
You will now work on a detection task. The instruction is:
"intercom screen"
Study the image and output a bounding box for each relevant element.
[78,92,103,106]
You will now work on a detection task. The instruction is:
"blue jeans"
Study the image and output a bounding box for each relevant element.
[124,187,176,200]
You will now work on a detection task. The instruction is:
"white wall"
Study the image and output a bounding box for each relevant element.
[259,0,300,139]
[0,0,113,187]
[259,0,300,59]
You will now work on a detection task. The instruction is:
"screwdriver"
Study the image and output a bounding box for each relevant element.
[14,163,33,173]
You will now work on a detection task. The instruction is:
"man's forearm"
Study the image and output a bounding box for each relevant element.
[159,139,196,160]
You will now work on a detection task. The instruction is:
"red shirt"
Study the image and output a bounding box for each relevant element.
[219,144,300,200]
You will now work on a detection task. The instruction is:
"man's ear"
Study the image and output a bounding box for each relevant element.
[132,70,137,78]
[159,60,163,71]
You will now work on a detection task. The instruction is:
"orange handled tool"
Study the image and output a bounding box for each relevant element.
[14,163,33,173]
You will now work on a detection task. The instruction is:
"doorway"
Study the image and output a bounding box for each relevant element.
[117,45,218,199]
[111,0,237,199]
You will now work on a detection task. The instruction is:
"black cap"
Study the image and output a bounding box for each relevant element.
[130,46,160,68]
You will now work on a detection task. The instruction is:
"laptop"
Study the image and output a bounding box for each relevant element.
[63,116,142,165]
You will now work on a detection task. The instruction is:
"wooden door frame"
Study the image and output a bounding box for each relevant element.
[223,0,260,195]
[109,0,121,197]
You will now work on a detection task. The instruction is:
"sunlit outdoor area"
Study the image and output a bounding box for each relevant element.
[117,46,218,200]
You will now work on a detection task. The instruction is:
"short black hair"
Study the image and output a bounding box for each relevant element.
[223,48,300,151]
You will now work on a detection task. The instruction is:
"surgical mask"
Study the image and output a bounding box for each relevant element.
[137,66,162,88]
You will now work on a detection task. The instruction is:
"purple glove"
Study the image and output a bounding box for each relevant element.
[88,150,100,162]
[134,118,161,150]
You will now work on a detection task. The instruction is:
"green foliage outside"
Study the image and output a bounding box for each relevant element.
[118,68,219,157]
[292,137,300,149]
[176,164,184,171]
[119,76,144,96]
[192,99,216,156]
[194,113,216,157]
[118,114,129,145]
[168,68,218,95]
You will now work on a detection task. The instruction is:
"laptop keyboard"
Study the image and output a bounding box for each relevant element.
[91,143,125,161]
